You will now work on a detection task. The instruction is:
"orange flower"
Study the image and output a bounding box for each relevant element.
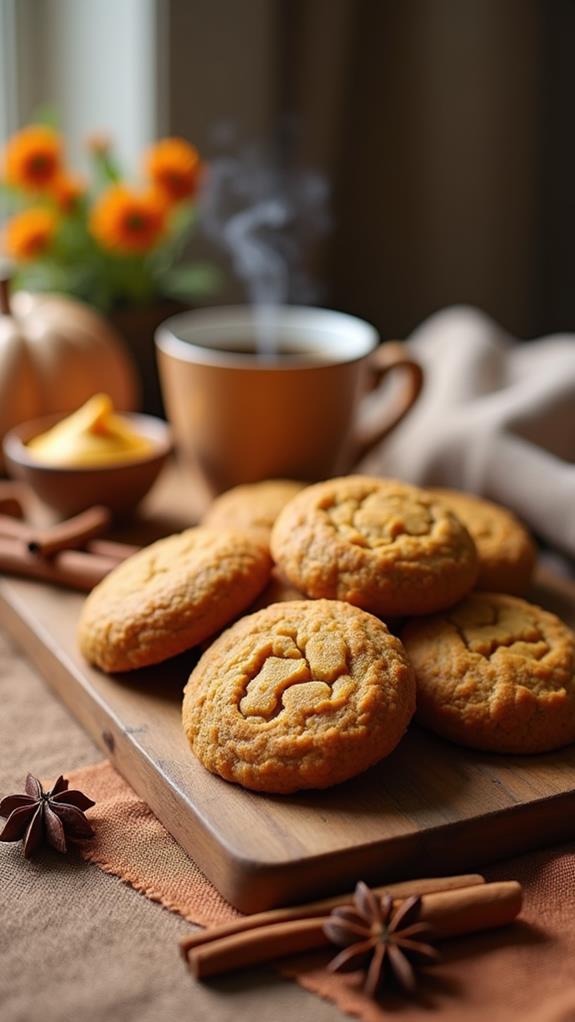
[146,137,201,203]
[3,125,62,192]
[4,208,58,262]
[90,185,166,254]
[53,173,85,212]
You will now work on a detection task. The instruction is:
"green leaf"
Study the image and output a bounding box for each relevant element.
[169,203,197,236]
[13,261,73,294]
[0,181,23,200]
[0,183,28,216]
[30,104,59,129]
[160,262,224,301]
[89,148,122,187]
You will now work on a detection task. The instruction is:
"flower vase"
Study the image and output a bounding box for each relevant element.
[108,300,189,416]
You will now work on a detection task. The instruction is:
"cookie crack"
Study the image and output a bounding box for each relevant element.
[238,637,351,722]
[449,612,549,661]
[322,493,436,550]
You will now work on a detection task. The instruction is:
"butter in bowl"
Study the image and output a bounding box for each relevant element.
[3,394,172,517]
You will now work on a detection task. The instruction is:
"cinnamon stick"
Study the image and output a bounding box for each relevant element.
[0,514,140,563]
[0,515,29,541]
[184,881,522,980]
[189,917,330,978]
[421,879,523,938]
[0,538,118,590]
[181,873,485,953]
[0,483,26,519]
[88,538,140,561]
[26,505,111,556]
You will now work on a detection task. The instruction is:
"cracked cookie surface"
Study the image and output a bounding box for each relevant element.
[428,488,536,594]
[202,479,305,543]
[270,476,478,617]
[78,527,271,672]
[402,592,575,753]
[182,599,415,792]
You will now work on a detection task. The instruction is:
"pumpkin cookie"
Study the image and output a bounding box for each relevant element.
[203,480,305,541]
[271,476,478,618]
[402,592,575,754]
[428,488,536,594]
[78,528,271,672]
[183,599,415,793]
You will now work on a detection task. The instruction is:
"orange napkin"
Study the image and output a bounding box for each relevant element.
[70,760,239,927]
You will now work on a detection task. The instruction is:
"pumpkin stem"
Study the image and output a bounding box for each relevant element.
[0,276,11,315]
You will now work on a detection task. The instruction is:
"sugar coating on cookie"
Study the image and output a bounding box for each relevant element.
[271,476,478,617]
[428,488,536,594]
[202,479,306,539]
[182,599,415,793]
[78,528,272,672]
[402,592,575,754]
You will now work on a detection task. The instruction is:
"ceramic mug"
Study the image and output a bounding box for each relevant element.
[155,306,423,494]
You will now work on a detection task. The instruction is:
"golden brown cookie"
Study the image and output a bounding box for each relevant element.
[183,599,415,793]
[202,480,306,541]
[78,528,271,672]
[271,476,478,618]
[428,488,536,594]
[402,592,575,753]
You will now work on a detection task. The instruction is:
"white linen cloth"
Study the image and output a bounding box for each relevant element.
[358,306,575,556]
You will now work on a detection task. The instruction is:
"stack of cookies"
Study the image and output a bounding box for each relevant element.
[78,474,575,794]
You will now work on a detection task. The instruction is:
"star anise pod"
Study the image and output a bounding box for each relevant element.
[0,774,95,858]
[324,881,439,998]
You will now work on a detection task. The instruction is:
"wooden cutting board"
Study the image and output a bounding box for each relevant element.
[2,467,575,913]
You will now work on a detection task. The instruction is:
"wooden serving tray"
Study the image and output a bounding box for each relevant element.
[2,471,575,913]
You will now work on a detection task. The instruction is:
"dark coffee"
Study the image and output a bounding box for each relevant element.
[212,341,330,362]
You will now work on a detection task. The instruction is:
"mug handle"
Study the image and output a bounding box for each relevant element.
[353,342,424,463]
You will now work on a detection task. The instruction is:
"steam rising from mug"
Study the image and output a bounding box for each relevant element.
[199,145,330,356]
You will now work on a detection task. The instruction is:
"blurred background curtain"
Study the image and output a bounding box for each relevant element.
[168,0,575,341]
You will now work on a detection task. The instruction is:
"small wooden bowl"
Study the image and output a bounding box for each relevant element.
[3,412,172,517]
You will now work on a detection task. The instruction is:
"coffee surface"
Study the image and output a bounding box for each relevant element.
[189,340,332,362]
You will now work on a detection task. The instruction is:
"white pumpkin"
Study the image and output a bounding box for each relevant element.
[0,283,139,469]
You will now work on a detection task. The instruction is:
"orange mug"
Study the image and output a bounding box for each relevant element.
[156,306,423,494]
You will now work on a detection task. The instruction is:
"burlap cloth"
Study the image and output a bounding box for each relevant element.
[3,626,575,1022]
